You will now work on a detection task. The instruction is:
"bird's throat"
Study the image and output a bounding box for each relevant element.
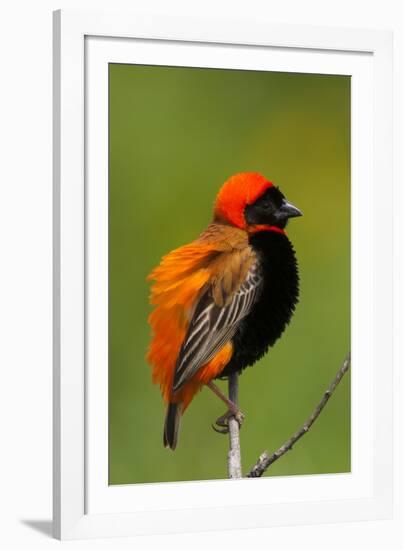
[249,224,285,235]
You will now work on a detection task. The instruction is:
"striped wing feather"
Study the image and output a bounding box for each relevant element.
[173,262,262,391]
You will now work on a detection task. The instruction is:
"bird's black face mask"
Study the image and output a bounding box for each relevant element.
[244,186,302,229]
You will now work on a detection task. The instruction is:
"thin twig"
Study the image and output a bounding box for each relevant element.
[247,352,351,478]
[227,372,242,478]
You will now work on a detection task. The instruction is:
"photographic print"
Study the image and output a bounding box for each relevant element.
[108,64,350,485]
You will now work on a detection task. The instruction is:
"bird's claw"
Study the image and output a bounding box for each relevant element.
[212,422,229,434]
[211,409,245,434]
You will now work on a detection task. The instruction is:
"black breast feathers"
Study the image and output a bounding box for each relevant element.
[218,230,299,378]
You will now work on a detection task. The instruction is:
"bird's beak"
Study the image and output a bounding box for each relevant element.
[280,201,303,219]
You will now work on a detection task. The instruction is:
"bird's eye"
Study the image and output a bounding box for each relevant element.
[260,200,271,209]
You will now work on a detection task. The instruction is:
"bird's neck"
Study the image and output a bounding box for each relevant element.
[211,215,286,236]
[248,224,285,236]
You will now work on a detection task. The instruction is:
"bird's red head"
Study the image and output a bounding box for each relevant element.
[214,172,302,234]
[214,173,273,230]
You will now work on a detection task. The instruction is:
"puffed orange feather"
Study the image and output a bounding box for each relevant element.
[147,225,250,411]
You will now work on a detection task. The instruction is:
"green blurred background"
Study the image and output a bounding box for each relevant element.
[109,64,350,484]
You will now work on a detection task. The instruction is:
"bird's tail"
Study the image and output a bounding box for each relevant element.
[163,402,183,450]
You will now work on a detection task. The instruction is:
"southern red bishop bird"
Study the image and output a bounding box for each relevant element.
[147,172,302,449]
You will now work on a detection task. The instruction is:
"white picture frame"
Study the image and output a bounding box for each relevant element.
[53,9,393,540]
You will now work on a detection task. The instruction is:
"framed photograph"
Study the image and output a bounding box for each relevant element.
[53,9,393,540]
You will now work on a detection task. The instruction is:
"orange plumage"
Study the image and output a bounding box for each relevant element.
[147,225,250,410]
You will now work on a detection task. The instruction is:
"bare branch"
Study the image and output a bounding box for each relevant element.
[227,372,242,479]
[247,352,351,478]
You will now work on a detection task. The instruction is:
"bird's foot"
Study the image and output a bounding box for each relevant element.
[212,408,245,434]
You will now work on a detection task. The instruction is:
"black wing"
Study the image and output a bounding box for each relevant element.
[173,262,263,392]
